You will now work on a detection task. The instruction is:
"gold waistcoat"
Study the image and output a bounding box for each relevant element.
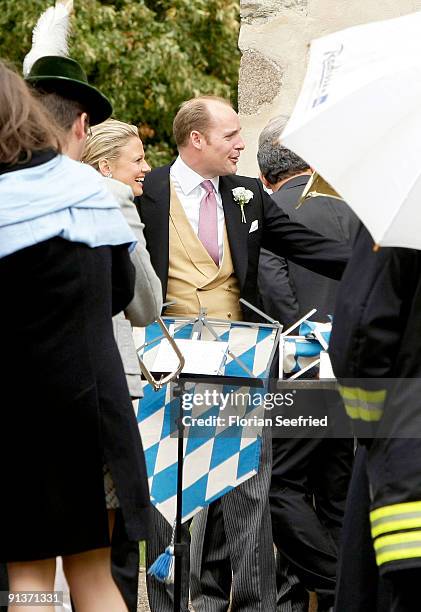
[165,182,242,321]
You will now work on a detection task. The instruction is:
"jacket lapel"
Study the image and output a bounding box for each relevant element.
[219,177,249,287]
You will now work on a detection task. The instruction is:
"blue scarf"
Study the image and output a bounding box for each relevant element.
[0,154,136,258]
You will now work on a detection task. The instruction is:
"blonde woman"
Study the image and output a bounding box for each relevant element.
[83,118,150,197]
[83,120,163,397]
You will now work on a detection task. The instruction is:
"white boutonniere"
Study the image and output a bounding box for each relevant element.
[232,187,254,223]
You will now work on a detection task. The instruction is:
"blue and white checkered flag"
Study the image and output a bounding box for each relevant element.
[133,318,279,526]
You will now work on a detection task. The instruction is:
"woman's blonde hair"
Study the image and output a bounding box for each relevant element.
[82,118,139,170]
[0,61,62,166]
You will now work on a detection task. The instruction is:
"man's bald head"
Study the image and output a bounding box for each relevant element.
[173,95,233,148]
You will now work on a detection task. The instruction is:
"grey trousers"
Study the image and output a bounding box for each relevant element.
[275,551,309,612]
[146,426,276,611]
[146,506,190,611]
[190,426,277,612]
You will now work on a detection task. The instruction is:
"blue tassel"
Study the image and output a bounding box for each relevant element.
[147,545,175,583]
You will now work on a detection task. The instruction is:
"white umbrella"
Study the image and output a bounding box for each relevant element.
[282,10,421,250]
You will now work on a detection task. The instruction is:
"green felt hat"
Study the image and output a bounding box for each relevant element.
[26,56,112,126]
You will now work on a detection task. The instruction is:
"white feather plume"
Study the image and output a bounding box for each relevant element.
[23,0,74,77]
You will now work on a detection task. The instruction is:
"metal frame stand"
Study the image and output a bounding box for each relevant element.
[137,307,281,611]
[172,377,187,612]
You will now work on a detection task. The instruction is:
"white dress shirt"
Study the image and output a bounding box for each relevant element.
[170,155,225,263]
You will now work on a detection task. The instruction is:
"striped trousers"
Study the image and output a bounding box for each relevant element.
[146,426,276,611]
[189,425,276,612]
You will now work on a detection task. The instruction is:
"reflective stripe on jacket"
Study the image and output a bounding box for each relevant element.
[338,384,386,423]
[371,501,421,567]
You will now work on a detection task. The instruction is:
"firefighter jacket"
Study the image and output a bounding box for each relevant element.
[329,223,421,575]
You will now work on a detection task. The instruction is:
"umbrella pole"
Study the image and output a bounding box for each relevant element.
[173,378,186,611]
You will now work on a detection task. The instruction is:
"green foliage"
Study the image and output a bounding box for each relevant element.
[0,0,240,166]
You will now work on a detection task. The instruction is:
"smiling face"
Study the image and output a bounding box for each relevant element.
[197,101,245,177]
[108,136,151,196]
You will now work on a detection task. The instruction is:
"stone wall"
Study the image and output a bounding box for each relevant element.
[237,0,421,176]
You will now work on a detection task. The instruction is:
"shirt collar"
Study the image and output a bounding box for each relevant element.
[171,155,219,195]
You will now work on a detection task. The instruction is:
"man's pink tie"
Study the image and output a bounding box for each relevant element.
[198,180,219,265]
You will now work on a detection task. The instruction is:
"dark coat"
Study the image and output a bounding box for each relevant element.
[258,175,359,326]
[329,223,421,381]
[0,237,150,562]
[136,165,350,318]
[330,224,421,578]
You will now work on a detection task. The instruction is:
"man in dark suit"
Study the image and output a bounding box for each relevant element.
[136,95,350,612]
[257,116,357,612]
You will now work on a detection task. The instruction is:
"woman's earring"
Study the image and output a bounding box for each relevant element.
[107,172,113,178]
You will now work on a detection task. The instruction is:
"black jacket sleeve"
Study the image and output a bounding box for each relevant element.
[111,244,136,316]
[257,248,299,328]
[329,224,416,379]
[260,184,350,280]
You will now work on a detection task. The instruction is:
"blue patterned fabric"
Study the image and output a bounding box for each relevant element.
[283,321,332,375]
[134,318,279,525]
[0,154,136,258]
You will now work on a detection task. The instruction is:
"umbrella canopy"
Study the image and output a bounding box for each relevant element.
[282,10,421,250]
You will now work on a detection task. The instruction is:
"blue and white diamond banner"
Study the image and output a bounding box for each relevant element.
[133,318,279,525]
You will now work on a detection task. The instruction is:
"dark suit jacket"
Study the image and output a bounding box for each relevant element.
[136,164,350,320]
[0,238,150,562]
[258,175,359,326]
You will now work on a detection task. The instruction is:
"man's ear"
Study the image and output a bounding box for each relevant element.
[73,112,88,142]
[260,173,271,189]
[190,130,203,150]
[98,158,112,177]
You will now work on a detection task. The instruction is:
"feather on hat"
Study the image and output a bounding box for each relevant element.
[23,0,112,125]
[23,0,74,77]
